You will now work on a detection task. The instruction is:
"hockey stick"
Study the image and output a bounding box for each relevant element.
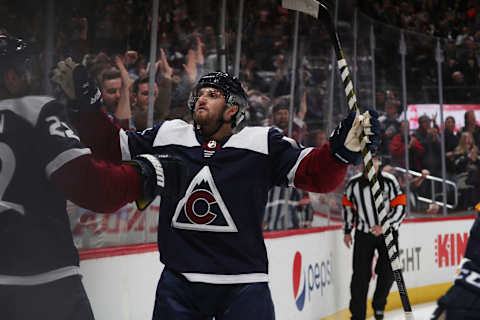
[281,1,414,319]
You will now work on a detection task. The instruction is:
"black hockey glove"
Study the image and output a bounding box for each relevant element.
[125,154,188,210]
[51,58,102,112]
[329,109,380,165]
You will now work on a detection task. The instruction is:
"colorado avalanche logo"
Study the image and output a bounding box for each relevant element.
[171,166,237,232]
[185,189,217,224]
[293,251,306,311]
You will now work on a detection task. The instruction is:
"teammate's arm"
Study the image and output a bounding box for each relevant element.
[51,153,187,212]
[50,59,187,211]
[52,58,132,162]
[51,155,141,213]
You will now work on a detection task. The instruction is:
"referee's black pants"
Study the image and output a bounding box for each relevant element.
[349,230,398,320]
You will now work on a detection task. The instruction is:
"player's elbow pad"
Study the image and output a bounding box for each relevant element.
[124,154,188,210]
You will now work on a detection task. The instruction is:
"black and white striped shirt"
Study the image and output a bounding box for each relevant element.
[342,171,406,234]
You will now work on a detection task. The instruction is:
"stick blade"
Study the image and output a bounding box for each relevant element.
[281,0,319,19]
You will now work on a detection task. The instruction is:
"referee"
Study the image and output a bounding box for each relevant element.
[342,157,406,320]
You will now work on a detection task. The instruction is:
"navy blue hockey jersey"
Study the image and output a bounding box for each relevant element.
[121,120,330,283]
[71,108,348,284]
[0,96,90,280]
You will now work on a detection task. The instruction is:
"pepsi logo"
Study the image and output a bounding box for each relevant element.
[292,251,306,311]
[292,251,333,311]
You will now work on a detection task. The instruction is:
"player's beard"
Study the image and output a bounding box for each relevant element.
[194,109,225,139]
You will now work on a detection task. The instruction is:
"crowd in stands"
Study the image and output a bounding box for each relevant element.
[357,0,480,104]
[378,94,480,212]
[2,0,480,232]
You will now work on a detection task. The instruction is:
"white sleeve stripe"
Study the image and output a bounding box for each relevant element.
[181,272,268,284]
[119,129,131,160]
[45,148,92,178]
[0,266,81,286]
[288,148,314,187]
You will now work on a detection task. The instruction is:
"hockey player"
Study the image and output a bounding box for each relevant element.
[0,34,186,320]
[53,59,381,319]
[431,202,480,319]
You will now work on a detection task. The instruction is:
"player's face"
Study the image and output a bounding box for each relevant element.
[193,87,227,125]
[136,82,158,110]
[101,77,122,111]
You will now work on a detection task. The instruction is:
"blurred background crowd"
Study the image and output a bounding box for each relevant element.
[1,0,479,238]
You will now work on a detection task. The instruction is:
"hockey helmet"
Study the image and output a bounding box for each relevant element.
[189,72,248,127]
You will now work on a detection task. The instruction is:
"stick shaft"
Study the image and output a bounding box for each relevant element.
[319,3,414,317]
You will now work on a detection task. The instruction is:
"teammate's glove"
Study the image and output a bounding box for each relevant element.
[50,57,102,112]
[329,109,380,165]
[125,154,188,210]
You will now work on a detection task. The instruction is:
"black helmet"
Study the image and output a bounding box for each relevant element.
[0,34,30,75]
[189,72,248,127]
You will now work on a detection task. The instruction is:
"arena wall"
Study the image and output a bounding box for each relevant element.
[79,216,474,319]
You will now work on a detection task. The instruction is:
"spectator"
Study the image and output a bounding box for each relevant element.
[123,50,145,81]
[378,98,401,156]
[444,116,459,176]
[460,110,480,146]
[131,49,173,131]
[463,56,479,86]
[445,70,474,103]
[246,89,271,126]
[445,116,460,152]
[271,93,308,144]
[375,90,386,112]
[96,57,133,130]
[309,129,328,148]
[414,114,442,175]
[266,93,310,231]
[443,58,462,86]
[390,120,425,171]
[409,169,441,214]
[298,192,314,228]
[453,131,479,210]
[167,39,205,120]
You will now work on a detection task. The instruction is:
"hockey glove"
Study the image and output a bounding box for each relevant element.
[431,270,480,319]
[329,109,380,165]
[51,57,102,112]
[125,154,188,210]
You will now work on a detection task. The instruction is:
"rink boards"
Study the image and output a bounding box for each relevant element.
[79,215,474,320]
